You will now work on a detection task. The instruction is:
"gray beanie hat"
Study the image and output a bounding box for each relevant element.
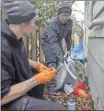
[57,1,72,15]
[2,1,36,24]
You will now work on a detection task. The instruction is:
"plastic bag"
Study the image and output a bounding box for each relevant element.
[70,42,84,61]
[64,83,74,94]
[56,61,78,90]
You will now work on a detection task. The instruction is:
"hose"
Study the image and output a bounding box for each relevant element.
[64,61,77,80]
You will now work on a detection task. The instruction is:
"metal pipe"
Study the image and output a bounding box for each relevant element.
[64,61,77,80]
[88,17,104,30]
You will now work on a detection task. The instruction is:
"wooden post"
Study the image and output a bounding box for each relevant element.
[31,27,37,61]
[36,29,40,62]
[40,44,45,63]
[39,27,45,63]
[23,38,28,53]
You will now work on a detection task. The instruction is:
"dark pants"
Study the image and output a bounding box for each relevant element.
[41,42,58,68]
[41,41,64,68]
[41,42,65,91]
[41,42,61,90]
[1,68,63,110]
[1,95,63,110]
[28,68,44,99]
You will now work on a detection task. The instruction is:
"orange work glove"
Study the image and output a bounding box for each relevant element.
[34,68,56,84]
[37,63,48,72]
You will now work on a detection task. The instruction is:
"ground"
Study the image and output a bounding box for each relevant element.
[43,86,93,110]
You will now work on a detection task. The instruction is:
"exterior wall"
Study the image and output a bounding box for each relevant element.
[84,1,104,110]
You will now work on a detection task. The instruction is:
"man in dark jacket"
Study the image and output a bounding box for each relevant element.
[1,1,63,110]
[40,1,73,68]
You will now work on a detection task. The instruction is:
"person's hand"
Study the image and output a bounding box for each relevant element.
[37,63,48,72]
[34,68,56,84]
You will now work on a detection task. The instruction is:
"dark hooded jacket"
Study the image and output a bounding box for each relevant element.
[40,16,73,61]
[1,20,33,99]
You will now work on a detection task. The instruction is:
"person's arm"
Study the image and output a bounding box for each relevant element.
[65,20,73,51]
[1,77,38,106]
[1,68,56,106]
[28,59,48,72]
[28,58,39,69]
[65,29,72,51]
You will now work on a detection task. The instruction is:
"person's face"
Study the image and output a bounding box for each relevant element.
[59,13,71,24]
[21,17,35,37]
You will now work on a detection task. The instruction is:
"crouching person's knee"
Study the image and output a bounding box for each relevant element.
[26,96,63,110]
[2,95,63,110]
[1,96,29,111]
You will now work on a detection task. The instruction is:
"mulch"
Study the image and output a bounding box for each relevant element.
[43,86,93,110]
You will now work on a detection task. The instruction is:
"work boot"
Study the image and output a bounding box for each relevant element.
[46,78,57,92]
[46,63,57,92]
[47,62,57,68]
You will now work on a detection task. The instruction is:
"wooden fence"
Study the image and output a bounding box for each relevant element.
[23,26,45,63]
